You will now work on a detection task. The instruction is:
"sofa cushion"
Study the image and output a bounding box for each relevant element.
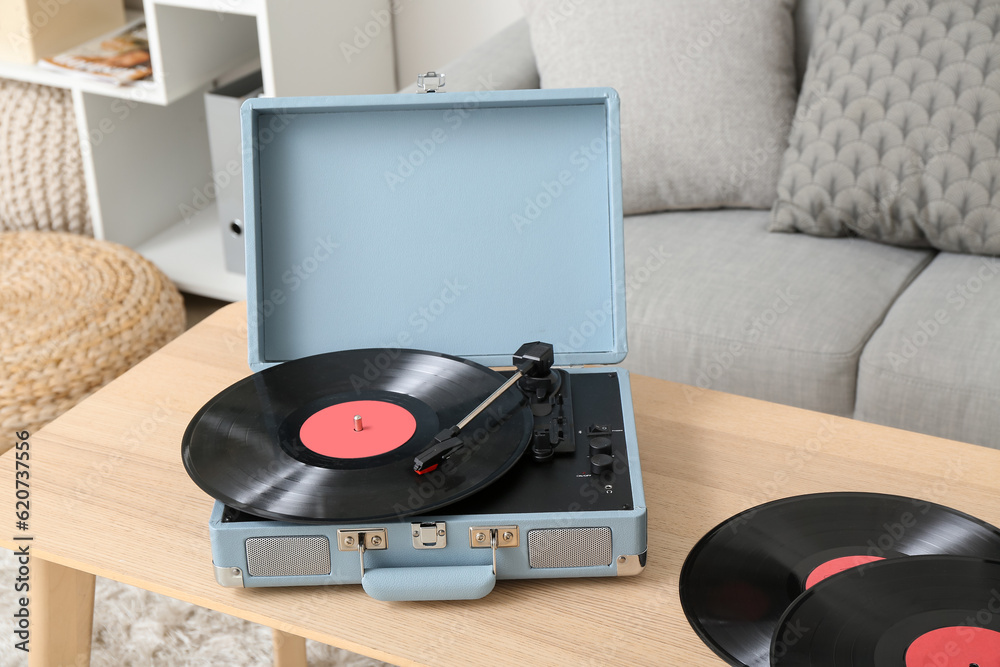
[520,0,798,215]
[772,0,1000,255]
[621,209,934,416]
[856,252,1000,447]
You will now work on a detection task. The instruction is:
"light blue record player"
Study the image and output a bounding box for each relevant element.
[191,80,647,602]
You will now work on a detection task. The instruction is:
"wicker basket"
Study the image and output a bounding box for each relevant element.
[0,231,185,438]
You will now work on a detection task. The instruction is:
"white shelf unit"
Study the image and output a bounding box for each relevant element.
[2,0,396,301]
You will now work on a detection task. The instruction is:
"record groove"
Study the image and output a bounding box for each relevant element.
[771,555,1000,666]
[679,493,1000,667]
[182,348,533,523]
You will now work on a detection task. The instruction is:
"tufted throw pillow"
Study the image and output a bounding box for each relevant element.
[771,0,1000,255]
[520,0,798,215]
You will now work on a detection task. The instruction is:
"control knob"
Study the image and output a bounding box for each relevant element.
[589,436,613,457]
[590,453,613,475]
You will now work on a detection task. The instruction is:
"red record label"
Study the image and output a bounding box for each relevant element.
[300,400,416,458]
[805,555,885,589]
[905,626,1000,667]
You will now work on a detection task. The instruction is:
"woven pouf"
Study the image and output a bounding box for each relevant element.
[0,79,91,235]
[0,231,185,437]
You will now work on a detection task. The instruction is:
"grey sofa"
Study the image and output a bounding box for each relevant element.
[416,3,1000,449]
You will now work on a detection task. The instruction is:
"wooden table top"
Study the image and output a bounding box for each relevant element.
[4,301,999,666]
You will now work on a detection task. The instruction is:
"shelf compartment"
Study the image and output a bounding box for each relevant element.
[0,4,260,106]
[136,202,246,302]
[146,2,259,104]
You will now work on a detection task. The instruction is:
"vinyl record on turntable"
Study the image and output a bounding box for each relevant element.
[678,493,1000,667]
[770,555,1000,667]
[181,348,533,523]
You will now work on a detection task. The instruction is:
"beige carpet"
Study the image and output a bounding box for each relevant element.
[0,548,392,666]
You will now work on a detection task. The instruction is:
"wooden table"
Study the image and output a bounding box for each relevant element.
[4,302,999,666]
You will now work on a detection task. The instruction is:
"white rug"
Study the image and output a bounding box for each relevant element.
[0,549,392,666]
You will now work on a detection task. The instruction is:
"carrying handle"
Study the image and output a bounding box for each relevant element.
[361,564,495,601]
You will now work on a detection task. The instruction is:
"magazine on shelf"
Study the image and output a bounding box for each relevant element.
[38,19,152,85]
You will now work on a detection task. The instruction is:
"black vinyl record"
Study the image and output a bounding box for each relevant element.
[181,348,532,523]
[771,555,1000,666]
[679,493,1000,667]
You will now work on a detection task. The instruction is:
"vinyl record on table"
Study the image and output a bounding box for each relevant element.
[678,493,1000,667]
[181,348,532,523]
[771,555,1000,667]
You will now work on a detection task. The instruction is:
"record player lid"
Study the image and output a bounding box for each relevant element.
[242,88,625,371]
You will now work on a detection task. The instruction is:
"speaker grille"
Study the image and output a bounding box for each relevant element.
[527,527,612,568]
[245,536,331,577]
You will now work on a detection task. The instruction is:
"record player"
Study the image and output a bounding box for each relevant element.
[181,82,647,601]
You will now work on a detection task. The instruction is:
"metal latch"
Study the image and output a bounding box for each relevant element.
[469,526,519,575]
[337,528,387,577]
[417,71,445,93]
[470,526,519,548]
[412,521,447,549]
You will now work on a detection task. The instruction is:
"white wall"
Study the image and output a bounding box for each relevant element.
[392,0,523,90]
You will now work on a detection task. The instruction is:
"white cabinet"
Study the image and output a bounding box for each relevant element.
[0,0,396,300]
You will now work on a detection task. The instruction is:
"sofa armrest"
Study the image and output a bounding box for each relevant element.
[397,18,539,93]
